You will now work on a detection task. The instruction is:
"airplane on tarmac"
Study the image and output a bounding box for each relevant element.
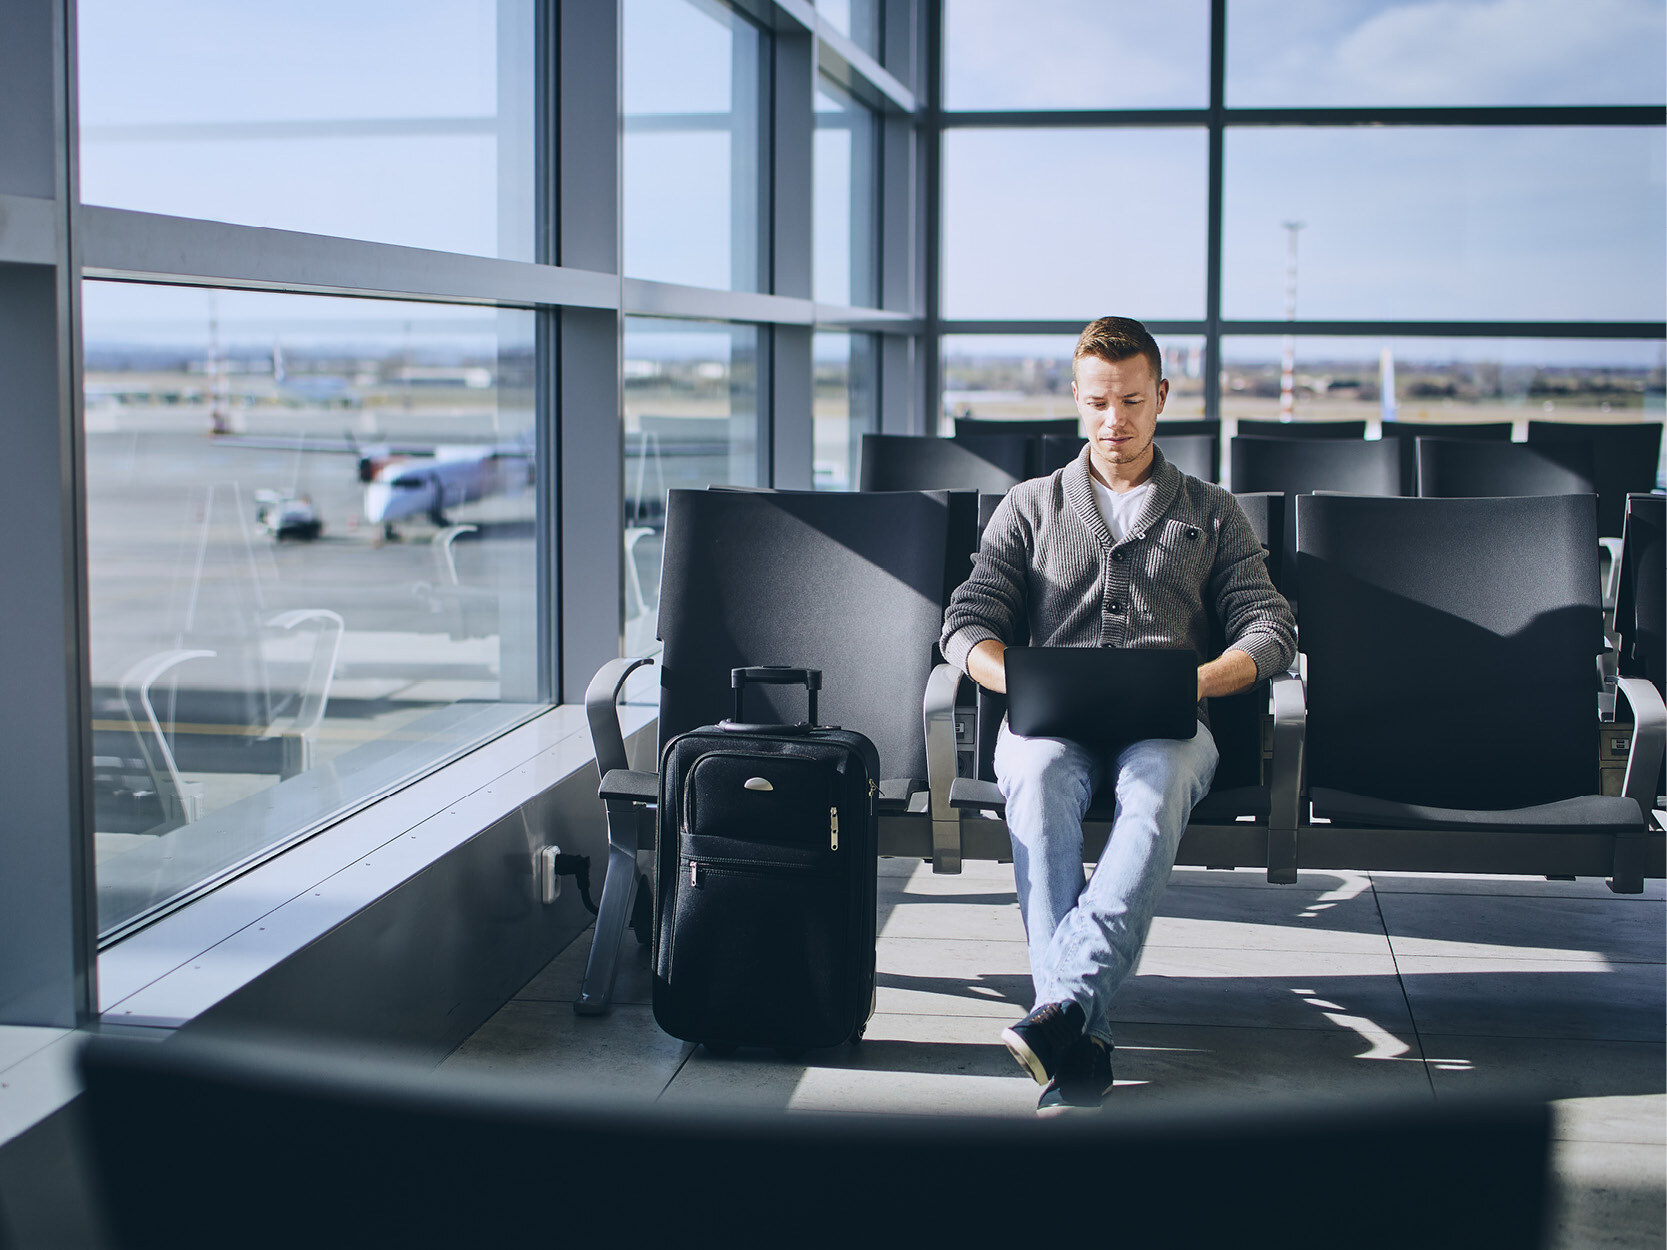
[214,431,535,540]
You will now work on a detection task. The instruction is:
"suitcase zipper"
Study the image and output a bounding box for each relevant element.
[830,806,839,851]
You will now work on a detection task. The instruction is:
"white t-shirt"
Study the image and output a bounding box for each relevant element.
[1090,476,1153,544]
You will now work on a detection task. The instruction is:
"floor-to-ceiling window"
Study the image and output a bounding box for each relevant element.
[933,0,1666,456]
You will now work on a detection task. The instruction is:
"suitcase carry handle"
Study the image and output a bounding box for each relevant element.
[730,666,821,725]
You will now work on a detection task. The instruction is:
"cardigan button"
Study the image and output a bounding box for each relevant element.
[1108,601,1123,613]
[1187,527,1200,540]
[1111,550,1124,562]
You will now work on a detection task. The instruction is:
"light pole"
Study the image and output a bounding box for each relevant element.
[1279,220,1304,422]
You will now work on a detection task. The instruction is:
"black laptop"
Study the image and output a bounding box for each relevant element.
[1004,646,1199,749]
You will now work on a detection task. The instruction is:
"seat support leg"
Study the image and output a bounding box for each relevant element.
[574,800,645,1015]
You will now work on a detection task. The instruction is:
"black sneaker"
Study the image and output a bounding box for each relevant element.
[1036,1037,1115,1117]
[1000,1000,1086,1086]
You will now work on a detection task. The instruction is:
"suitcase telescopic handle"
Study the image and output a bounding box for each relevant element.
[731,666,821,725]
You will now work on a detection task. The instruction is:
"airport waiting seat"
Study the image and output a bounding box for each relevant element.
[1615,493,1665,805]
[1229,435,1404,497]
[78,1031,1553,1250]
[1379,420,1515,492]
[1527,420,1665,540]
[576,487,956,1013]
[1148,432,1218,483]
[1380,419,1514,442]
[930,489,1306,881]
[952,431,1038,479]
[1037,429,1219,483]
[1415,436,1595,500]
[1234,419,1366,439]
[1294,493,1664,892]
[858,432,1022,493]
[1035,433,1087,476]
[952,416,1079,439]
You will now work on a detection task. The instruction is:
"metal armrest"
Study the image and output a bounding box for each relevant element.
[877,778,923,811]
[599,768,658,804]
[1615,676,1666,819]
[924,662,965,874]
[1600,536,1624,610]
[585,656,655,780]
[1265,670,1307,884]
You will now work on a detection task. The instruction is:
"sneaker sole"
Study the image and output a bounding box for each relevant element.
[999,1026,1052,1086]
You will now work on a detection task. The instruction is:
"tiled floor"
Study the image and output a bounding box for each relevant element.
[444,860,1666,1249]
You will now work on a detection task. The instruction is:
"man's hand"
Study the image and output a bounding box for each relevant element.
[1197,647,1258,702]
[968,639,1008,694]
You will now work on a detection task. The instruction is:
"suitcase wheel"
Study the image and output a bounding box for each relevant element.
[848,1024,865,1045]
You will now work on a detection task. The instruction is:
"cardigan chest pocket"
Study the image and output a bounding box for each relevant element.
[1144,516,1217,588]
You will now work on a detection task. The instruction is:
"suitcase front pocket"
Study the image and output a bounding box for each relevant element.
[684,752,844,850]
[658,856,852,1047]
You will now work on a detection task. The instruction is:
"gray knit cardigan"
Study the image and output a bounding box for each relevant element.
[940,445,1297,710]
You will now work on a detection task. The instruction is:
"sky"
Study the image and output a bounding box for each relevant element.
[74,0,1667,367]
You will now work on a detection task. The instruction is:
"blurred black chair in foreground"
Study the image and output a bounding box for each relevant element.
[78,1031,1553,1250]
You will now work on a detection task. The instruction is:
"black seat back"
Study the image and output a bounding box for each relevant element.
[859,433,1023,493]
[1380,420,1515,492]
[1527,421,1665,538]
[1616,492,1665,693]
[656,488,951,782]
[1416,437,1595,499]
[78,1032,1551,1250]
[1151,433,1218,483]
[1037,433,1088,476]
[1380,420,1513,441]
[1235,419,1366,439]
[1297,494,1602,809]
[1230,435,1404,497]
[952,416,1078,439]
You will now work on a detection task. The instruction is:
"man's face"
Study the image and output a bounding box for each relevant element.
[1073,352,1168,482]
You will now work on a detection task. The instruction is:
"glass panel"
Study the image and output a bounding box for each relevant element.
[944,0,1209,111]
[813,332,880,490]
[623,0,766,291]
[623,319,762,653]
[943,129,1209,320]
[1228,0,1667,107]
[1222,128,1667,321]
[84,282,542,938]
[1219,334,1667,431]
[78,0,536,260]
[815,81,880,308]
[942,332,1209,435]
[818,0,885,60]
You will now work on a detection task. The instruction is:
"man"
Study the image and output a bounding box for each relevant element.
[939,316,1296,1114]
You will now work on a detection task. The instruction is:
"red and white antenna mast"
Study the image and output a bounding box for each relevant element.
[1279,220,1304,422]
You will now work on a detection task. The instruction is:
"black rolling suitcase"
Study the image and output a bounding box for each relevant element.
[653,666,879,1051]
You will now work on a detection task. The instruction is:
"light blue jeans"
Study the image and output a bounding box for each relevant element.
[994,720,1218,1047]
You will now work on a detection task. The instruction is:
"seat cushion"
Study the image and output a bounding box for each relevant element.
[1188,786,1271,823]
[1310,787,1644,832]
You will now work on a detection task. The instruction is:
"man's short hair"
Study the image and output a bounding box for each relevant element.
[1073,316,1164,384]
